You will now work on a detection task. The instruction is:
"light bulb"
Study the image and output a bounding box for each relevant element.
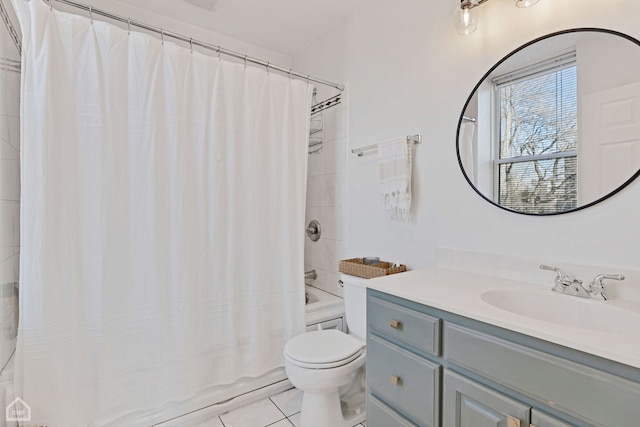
[454,3,478,36]
[463,8,470,26]
[515,0,539,8]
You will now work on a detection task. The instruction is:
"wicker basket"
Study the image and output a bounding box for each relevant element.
[338,258,407,279]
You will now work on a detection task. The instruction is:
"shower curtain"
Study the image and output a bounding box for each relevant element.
[12,1,310,425]
[459,121,477,185]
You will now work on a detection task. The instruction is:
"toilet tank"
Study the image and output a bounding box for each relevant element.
[341,274,367,341]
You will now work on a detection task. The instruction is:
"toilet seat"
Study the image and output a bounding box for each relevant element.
[285,330,365,369]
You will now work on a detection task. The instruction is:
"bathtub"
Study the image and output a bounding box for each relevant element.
[305,285,345,330]
[159,285,345,427]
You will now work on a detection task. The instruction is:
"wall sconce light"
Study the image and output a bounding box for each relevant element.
[454,0,540,35]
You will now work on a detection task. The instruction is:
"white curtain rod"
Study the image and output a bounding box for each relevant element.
[41,0,345,92]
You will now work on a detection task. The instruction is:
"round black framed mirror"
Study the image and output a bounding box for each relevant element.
[457,28,640,215]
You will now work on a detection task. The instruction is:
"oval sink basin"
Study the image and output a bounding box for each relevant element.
[480,288,640,334]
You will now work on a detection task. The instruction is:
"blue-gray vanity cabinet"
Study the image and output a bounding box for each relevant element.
[445,323,640,427]
[368,334,441,427]
[366,289,640,427]
[368,395,419,427]
[443,370,530,427]
[368,295,441,356]
[367,294,442,427]
[531,410,574,427]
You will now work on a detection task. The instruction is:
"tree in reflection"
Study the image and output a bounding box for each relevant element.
[498,65,578,214]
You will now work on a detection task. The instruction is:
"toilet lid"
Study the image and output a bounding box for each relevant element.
[285,330,364,366]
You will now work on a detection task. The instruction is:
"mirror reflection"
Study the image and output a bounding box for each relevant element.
[458,29,640,215]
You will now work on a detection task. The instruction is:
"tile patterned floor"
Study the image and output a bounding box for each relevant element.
[198,387,366,427]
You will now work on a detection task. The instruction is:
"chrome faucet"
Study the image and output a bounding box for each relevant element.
[305,269,317,281]
[539,265,590,298]
[540,265,625,300]
[588,274,625,301]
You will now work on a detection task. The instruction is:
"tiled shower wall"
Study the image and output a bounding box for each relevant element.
[0,20,20,378]
[304,91,348,297]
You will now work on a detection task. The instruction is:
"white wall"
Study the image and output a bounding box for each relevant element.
[293,0,640,273]
[578,32,640,97]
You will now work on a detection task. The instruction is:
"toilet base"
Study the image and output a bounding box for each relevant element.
[299,388,366,427]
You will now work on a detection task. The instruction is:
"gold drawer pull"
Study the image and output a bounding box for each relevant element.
[507,415,521,427]
[390,375,402,386]
[389,319,402,329]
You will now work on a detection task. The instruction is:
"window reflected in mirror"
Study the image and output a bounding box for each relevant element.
[458,29,640,215]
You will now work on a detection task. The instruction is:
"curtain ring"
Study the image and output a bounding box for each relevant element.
[306,74,310,86]
[288,68,292,80]
[127,19,131,35]
[88,6,93,24]
[161,29,164,45]
[217,46,222,61]
[49,0,53,11]
[189,38,193,53]
[243,55,247,69]
[266,62,270,74]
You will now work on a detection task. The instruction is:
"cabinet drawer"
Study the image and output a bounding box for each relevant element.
[445,323,640,427]
[443,370,530,427]
[368,395,418,427]
[368,296,440,356]
[368,335,440,427]
[531,409,574,427]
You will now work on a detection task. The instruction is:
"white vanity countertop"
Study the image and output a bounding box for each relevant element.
[365,268,640,369]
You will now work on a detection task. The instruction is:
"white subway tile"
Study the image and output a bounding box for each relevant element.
[322,239,343,274]
[0,252,18,285]
[0,116,19,151]
[305,206,320,227]
[336,109,348,139]
[341,220,350,250]
[0,247,17,262]
[322,108,336,143]
[321,206,342,241]
[324,140,340,174]
[323,173,341,207]
[0,201,19,246]
[310,238,324,271]
[0,86,19,121]
[307,148,324,177]
[311,266,326,291]
[341,191,350,221]
[307,175,324,207]
[0,140,18,161]
[0,159,20,201]
[304,239,312,266]
[323,271,343,298]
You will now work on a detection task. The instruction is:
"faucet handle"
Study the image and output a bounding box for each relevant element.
[540,265,571,291]
[589,274,625,300]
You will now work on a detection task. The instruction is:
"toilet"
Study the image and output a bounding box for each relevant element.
[284,275,367,427]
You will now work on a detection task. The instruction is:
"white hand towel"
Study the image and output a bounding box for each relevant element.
[378,137,412,221]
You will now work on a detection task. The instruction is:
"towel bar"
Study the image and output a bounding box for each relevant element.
[351,134,421,157]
